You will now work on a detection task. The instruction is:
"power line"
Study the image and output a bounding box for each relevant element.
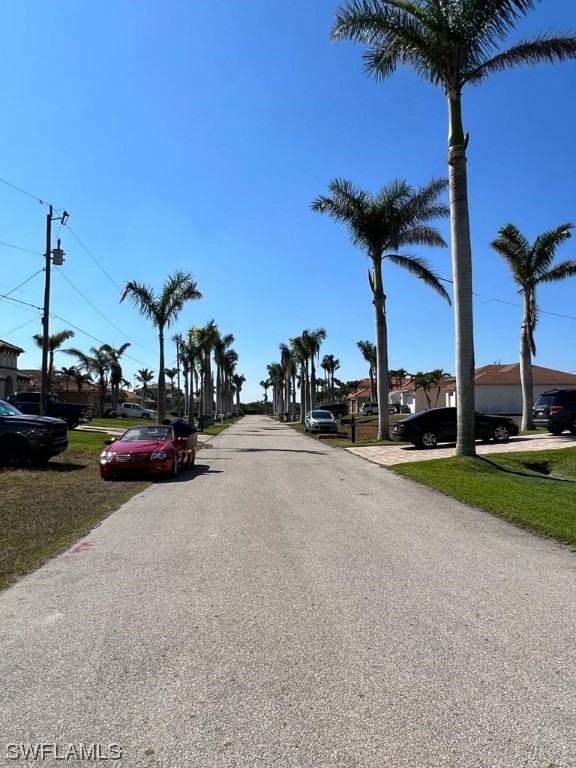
[0,316,42,336]
[437,275,576,322]
[53,269,155,355]
[0,175,61,210]
[66,226,123,290]
[0,239,43,256]
[1,270,44,299]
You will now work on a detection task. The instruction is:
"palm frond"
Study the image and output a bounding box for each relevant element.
[538,260,576,285]
[387,253,451,303]
[120,281,157,322]
[466,36,576,84]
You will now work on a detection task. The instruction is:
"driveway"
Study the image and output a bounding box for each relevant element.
[1,416,575,767]
[347,430,575,466]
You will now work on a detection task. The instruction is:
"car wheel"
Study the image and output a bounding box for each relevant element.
[168,454,178,478]
[388,407,396,415]
[493,425,510,442]
[142,413,151,420]
[548,427,563,435]
[569,419,576,436]
[420,431,438,449]
[366,410,374,416]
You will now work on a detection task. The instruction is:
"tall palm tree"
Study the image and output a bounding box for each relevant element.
[101,343,131,413]
[33,329,75,388]
[357,340,377,401]
[164,367,178,413]
[302,328,327,411]
[136,368,155,408]
[63,345,111,415]
[259,379,271,411]
[231,373,246,409]
[266,362,285,417]
[194,320,219,416]
[289,334,309,422]
[120,271,202,421]
[491,222,576,429]
[332,0,576,453]
[322,354,340,402]
[312,178,450,439]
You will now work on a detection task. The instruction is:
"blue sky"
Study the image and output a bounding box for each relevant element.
[1,0,576,404]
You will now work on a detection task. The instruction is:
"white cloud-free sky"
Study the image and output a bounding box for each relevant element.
[1,1,576,402]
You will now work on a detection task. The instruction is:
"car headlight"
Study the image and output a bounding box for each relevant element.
[150,450,169,460]
[100,451,114,463]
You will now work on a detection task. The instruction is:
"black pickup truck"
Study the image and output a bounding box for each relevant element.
[0,399,68,465]
[7,391,91,430]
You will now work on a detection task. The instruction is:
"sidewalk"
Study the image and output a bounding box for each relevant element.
[347,431,575,467]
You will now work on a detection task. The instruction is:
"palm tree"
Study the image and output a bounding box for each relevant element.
[322,354,340,402]
[33,329,75,388]
[195,320,219,416]
[412,371,434,409]
[120,271,202,421]
[290,334,309,422]
[58,365,77,391]
[491,222,576,430]
[231,373,246,409]
[101,343,131,413]
[357,340,377,401]
[260,378,271,411]
[312,178,449,439]
[332,1,576,453]
[63,345,111,415]
[302,328,327,410]
[164,367,178,413]
[136,368,155,408]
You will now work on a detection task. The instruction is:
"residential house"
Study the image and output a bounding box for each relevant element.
[444,364,576,414]
[0,340,25,399]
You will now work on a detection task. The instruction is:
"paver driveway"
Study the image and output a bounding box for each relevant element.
[1,416,575,767]
[347,430,575,465]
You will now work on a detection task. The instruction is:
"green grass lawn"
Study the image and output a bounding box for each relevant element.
[391,448,576,544]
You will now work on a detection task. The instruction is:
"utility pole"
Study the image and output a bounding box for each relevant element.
[40,207,69,417]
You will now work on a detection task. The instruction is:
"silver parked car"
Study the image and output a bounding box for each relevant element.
[304,409,338,434]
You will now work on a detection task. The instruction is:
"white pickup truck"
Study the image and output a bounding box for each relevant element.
[106,402,157,420]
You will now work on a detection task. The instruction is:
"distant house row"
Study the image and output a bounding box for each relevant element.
[347,364,576,415]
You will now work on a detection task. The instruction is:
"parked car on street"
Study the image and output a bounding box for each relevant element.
[7,390,91,430]
[304,409,338,434]
[532,389,576,435]
[392,407,519,449]
[104,402,157,419]
[317,402,348,418]
[99,423,194,480]
[360,402,397,416]
[0,399,68,465]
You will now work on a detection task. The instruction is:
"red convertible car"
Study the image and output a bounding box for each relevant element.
[99,424,196,480]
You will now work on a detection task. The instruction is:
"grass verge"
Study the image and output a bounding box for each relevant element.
[0,430,150,590]
[390,448,576,544]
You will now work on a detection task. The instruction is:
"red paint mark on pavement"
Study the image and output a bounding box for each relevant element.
[71,542,94,553]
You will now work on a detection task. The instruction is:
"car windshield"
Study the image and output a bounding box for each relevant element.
[311,411,333,419]
[122,427,172,442]
[0,400,23,416]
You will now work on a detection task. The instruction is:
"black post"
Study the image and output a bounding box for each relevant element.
[351,415,356,443]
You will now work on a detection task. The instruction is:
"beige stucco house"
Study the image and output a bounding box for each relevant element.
[443,364,576,414]
[0,340,25,400]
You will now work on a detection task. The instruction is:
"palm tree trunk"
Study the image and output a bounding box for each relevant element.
[448,95,476,456]
[158,328,166,422]
[520,295,535,431]
[372,258,390,441]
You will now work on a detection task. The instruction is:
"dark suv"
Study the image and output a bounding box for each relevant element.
[317,402,348,418]
[532,389,576,435]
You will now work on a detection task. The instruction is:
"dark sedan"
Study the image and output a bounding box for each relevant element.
[392,407,519,449]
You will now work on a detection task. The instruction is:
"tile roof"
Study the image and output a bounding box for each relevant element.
[442,364,576,388]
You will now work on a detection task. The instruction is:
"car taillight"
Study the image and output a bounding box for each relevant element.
[550,406,564,413]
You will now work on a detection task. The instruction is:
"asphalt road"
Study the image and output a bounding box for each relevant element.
[1,415,575,767]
